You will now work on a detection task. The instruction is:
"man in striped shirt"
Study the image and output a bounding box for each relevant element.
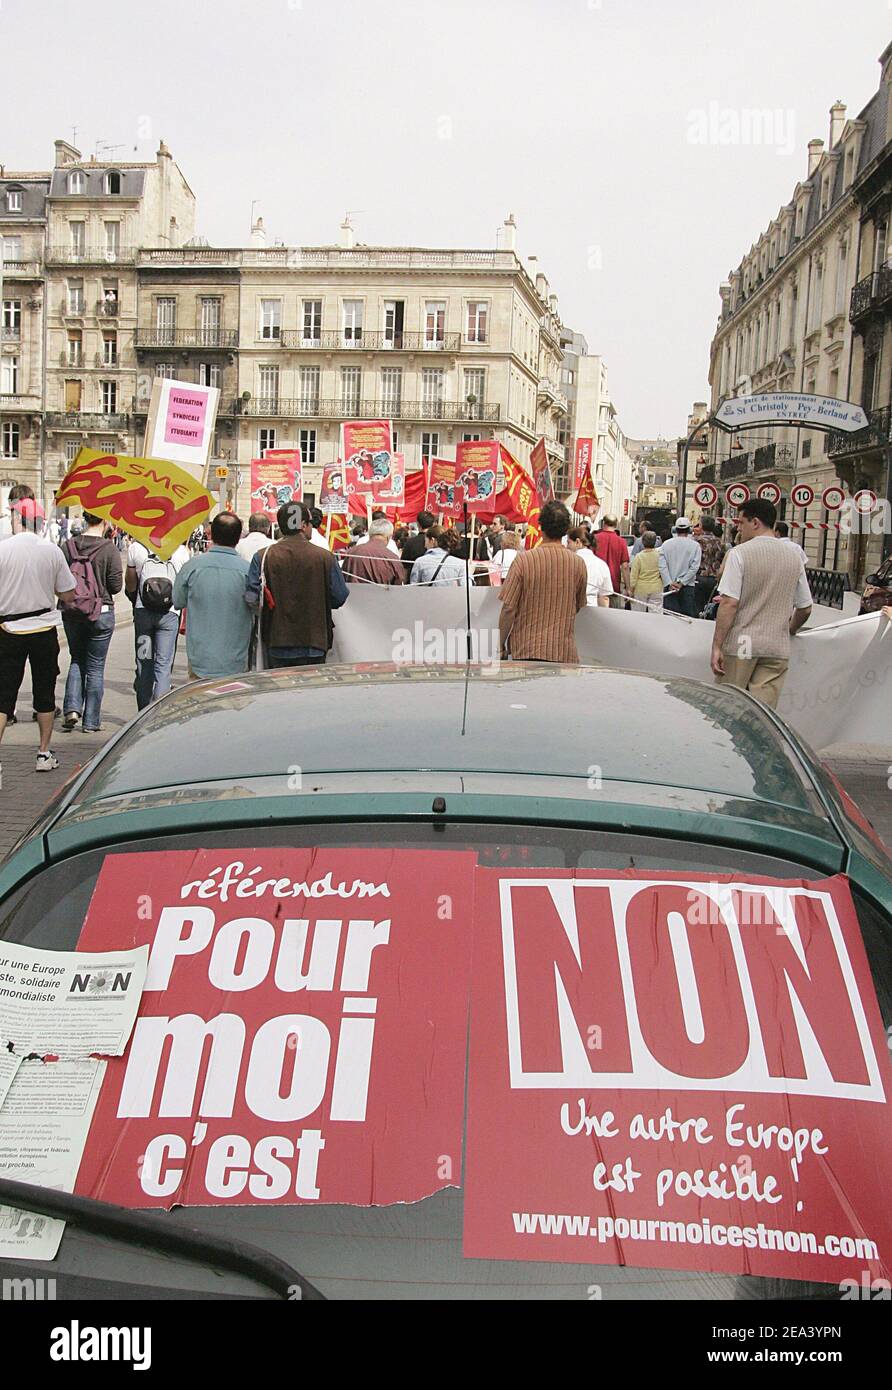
[497,500,588,662]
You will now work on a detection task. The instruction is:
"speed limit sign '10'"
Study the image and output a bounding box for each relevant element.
[821,484,846,511]
[790,483,814,508]
[693,482,718,507]
[757,481,781,506]
[725,482,750,507]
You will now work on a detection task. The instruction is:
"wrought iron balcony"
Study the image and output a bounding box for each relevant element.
[1,325,21,343]
[719,453,751,480]
[130,396,237,416]
[277,330,461,352]
[46,412,131,431]
[235,397,500,422]
[827,405,892,458]
[753,443,776,473]
[135,329,239,350]
[696,463,715,484]
[97,299,120,317]
[45,246,137,265]
[849,263,892,323]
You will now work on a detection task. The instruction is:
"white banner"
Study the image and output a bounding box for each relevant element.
[329,588,892,752]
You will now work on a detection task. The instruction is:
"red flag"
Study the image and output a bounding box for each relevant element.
[572,461,600,518]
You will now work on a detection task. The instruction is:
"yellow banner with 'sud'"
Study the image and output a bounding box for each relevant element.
[55,450,214,560]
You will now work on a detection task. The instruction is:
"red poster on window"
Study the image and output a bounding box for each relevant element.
[75,849,475,1210]
[463,870,892,1286]
[455,440,500,514]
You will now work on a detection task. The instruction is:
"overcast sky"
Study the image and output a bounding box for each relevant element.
[3,0,891,436]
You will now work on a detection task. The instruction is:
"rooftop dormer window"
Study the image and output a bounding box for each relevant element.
[5,189,22,213]
[103,171,121,195]
[68,171,85,195]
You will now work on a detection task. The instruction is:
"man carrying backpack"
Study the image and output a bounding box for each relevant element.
[61,512,123,732]
[126,536,189,710]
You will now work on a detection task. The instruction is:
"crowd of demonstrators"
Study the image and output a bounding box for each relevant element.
[498,501,587,663]
[711,498,813,710]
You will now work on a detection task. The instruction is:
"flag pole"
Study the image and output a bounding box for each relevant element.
[463,499,472,663]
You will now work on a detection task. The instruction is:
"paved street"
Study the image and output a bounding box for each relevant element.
[0,606,889,858]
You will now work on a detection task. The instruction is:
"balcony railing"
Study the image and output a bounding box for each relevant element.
[135,329,239,349]
[720,453,751,480]
[138,246,517,271]
[130,397,237,416]
[697,463,715,484]
[97,299,120,317]
[45,412,131,431]
[753,443,776,473]
[0,393,41,410]
[235,397,500,422]
[277,329,462,352]
[0,261,42,277]
[45,246,137,265]
[849,263,892,323]
[828,405,892,458]
[1,325,21,343]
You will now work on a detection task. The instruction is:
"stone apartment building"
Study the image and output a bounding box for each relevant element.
[706,46,892,584]
[0,170,49,510]
[558,329,637,520]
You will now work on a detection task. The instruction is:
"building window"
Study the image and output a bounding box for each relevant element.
[103,171,122,195]
[155,297,177,344]
[462,432,482,442]
[198,362,221,388]
[259,428,276,454]
[421,431,440,465]
[383,300,404,348]
[422,368,445,417]
[260,299,281,340]
[67,171,85,195]
[808,261,823,332]
[67,330,83,367]
[299,428,317,465]
[302,300,322,343]
[342,300,363,345]
[424,301,446,348]
[6,190,22,213]
[340,365,362,414]
[299,366,320,413]
[258,366,280,409]
[466,301,488,343]
[69,221,85,258]
[1,422,19,458]
[103,332,118,366]
[155,363,178,379]
[98,438,116,455]
[463,368,485,418]
[1,355,19,394]
[199,298,222,343]
[104,222,120,259]
[101,380,118,414]
[65,438,79,464]
[2,300,21,333]
[834,240,848,316]
[801,439,811,459]
[2,236,23,263]
[381,366,402,415]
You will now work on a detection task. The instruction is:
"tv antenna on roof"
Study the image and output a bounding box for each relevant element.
[95,140,125,160]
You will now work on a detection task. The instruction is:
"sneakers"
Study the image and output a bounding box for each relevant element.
[82,725,103,733]
[62,712,80,732]
[36,750,60,772]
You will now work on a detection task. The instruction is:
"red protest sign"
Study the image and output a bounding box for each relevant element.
[574,438,593,488]
[250,450,303,519]
[529,437,554,505]
[341,419,395,493]
[463,869,892,1285]
[455,440,500,513]
[426,457,464,518]
[75,849,476,1210]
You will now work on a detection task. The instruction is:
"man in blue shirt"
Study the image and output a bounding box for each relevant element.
[172,512,253,678]
[657,516,702,616]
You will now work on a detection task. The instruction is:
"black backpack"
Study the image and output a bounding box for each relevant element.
[139,555,175,614]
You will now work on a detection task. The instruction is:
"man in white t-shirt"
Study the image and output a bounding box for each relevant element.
[125,538,189,710]
[236,512,275,563]
[0,499,76,771]
[567,527,614,607]
[308,506,331,550]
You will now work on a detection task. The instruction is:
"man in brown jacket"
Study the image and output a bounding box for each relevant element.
[340,517,405,586]
[497,500,587,663]
[246,502,348,667]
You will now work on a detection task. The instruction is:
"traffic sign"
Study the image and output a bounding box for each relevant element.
[725,483,750,507]
[757,482,781,505]
[853,488,878,514]
[790,483,814,508]
[821,484,846,511]
[694,482,718,507]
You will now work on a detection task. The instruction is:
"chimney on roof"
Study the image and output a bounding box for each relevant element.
[157,140,171,161]
[497,212,517,252]
[808,138,824,176]
[829,101,846,148]
[548,293,558,314]
[251,215,266,248]
[340,214,355,249]
[54,138,81,168]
